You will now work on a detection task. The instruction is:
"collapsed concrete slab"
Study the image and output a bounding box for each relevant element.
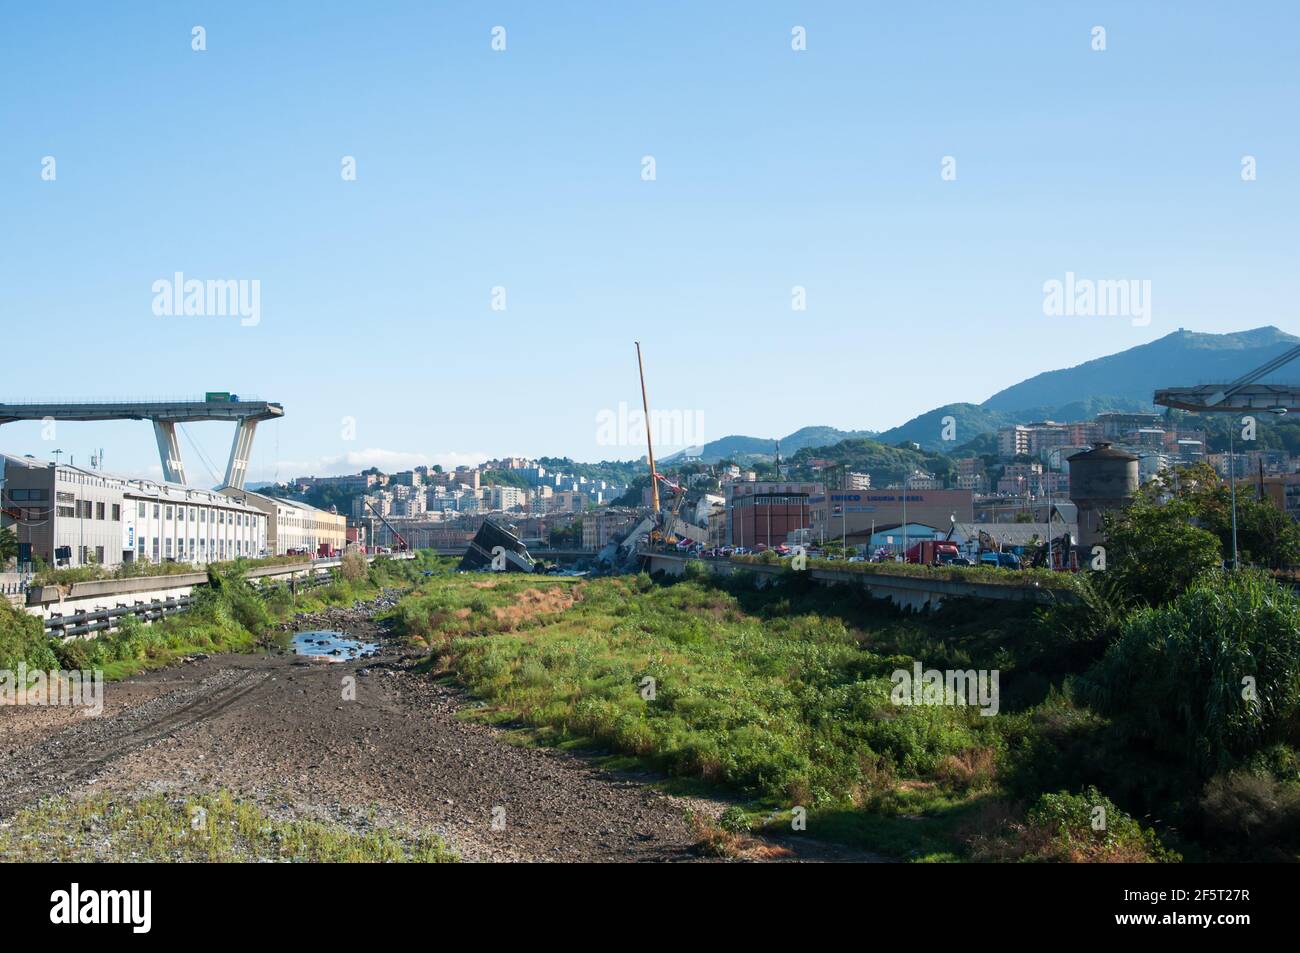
[459,518,536,572]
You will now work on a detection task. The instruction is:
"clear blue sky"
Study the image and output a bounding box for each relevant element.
[2,2,1297,482]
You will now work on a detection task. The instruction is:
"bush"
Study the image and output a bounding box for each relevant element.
[339,550,368,583]
[1198,771,1300,854]
[968,786,1177,862]
[1081,571,1300,774]
[0,600,58,671]
[205,567,272,637]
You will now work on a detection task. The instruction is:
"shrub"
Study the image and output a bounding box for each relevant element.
[1081,571,1300,774]
[1198,771,1300,853]
[968,787,1177,862]
[339,549,368,583]
[0,599,58,671]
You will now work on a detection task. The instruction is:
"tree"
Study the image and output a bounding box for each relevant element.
[0,526,17,565]
[1143,463,1300,569]
[1102,496,1222,606]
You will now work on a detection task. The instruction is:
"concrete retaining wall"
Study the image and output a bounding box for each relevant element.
[21,556,390,622]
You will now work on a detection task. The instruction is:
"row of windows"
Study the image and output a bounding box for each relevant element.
[63,500,122,521]
[134,500,259,528]
[7,488,48,501]
[137,536,255,561]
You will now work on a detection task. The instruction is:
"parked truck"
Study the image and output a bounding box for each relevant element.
[904,539,962,566]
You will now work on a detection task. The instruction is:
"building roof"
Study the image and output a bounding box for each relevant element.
[1067,442,1139,463]
[228,487,340,517]
[952,522,1078,546]
[2,452,260,510]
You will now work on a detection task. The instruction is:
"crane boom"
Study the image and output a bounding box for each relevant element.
[364,498,408,552]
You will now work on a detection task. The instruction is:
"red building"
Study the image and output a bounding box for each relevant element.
[725,481,821,548]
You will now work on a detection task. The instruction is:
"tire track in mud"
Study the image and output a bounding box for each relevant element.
[0,668,271,816]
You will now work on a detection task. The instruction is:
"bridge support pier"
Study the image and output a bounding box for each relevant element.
[222,418,258,490]
[151,420,187,484]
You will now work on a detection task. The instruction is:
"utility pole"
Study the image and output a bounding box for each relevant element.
[1228,422,1239,571]
[901,481,908,561]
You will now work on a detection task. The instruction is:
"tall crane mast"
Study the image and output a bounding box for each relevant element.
[635,342,661,514]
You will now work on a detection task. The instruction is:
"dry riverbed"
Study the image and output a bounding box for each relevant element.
[0,597,874,862]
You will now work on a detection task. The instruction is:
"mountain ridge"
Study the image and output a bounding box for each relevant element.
[664,326,1298,460]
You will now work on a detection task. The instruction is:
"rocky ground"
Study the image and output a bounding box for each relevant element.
[0,593,878,862]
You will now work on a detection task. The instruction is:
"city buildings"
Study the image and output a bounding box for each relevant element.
[581,507,641,550]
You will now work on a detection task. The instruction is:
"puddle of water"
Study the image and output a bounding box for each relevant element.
[292,630,377,662]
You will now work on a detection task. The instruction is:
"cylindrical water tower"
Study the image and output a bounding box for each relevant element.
[1067,442,1140,557]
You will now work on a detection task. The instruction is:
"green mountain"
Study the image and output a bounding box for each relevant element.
[873,403,1015,452]
[662,326,1300,459]
[982,326,1300,414]
[662,426,877,464]
[850,327,1299,451]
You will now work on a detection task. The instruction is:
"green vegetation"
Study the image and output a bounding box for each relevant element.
[535,456,646,486]
[0,551,453,680]
[480,468,529,489]
[393,507,1300,861]
[966,787,1177,863]
[0,597,59,672]
[1110,462,1300,571]
[1082,571,1300,775]
[785,437,957,487]
[0,790,456,862]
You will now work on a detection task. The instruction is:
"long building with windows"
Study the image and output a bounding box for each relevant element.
[1,453,266,569]
[221,488,347,555]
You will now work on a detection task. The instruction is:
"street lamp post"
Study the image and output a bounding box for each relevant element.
[1222,408,1284,572]
[1045,447,1064,571]
[1228,422,1239,571]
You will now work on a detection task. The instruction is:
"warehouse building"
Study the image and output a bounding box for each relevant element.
[806,488,974,545]
[220,488,348,556]
[1,454,266,569]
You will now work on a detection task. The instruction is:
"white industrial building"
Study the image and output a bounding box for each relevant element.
[1,453,266,569]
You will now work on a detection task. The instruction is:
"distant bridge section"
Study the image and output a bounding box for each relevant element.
[0,397,284,490]
[1153,384,1300,413]
[1155,342,1300,413]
